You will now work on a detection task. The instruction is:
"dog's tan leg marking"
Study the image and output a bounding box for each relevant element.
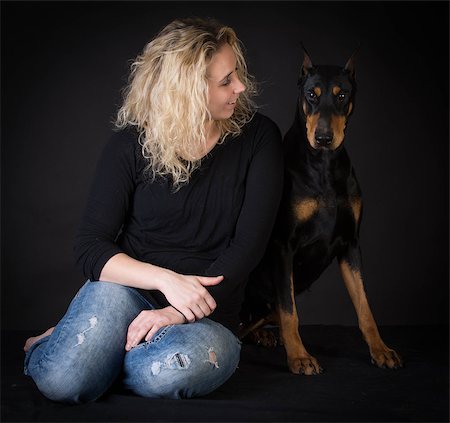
[278,274,322,375]
[339,261,403,369]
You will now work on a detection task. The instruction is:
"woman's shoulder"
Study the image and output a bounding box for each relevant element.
[100,126,143,161]
[95,126,144,173]
[107,126,141,151]
[247,112,279,129]
[241,112,282,153]
[244,112,282,140]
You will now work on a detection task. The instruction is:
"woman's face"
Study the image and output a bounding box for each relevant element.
[206,43,246,121]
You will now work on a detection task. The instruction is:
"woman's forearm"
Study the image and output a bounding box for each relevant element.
[99,252,223,322]
[99,252,172,291]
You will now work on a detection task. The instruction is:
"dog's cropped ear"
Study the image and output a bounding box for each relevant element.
[300,42,314,77]
[344,43,361,79]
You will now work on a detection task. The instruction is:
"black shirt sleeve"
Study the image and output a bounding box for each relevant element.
[73,130,137,281]
[204,116,284,297]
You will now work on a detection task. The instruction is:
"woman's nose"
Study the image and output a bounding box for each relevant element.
[234,78,246,94]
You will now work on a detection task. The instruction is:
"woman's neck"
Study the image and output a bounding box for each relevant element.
[177,121,221,161]
[203,120,221,155]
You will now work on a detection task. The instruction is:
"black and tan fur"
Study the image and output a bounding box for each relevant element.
[241,48,403,375]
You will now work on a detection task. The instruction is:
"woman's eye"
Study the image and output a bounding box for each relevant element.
[222,78,231,86]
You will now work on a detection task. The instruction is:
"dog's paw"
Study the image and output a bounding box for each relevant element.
[370,346,403,369]
[288,355,323,375]
[248,328,278,348]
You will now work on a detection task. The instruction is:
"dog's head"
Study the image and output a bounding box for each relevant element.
[297,46,358,151]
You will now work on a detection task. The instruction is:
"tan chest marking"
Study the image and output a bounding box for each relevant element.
[293,198,321,222]
[294,197,361,223]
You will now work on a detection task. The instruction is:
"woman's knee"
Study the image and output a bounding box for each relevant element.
[127,350,239,399]
[30,359,113,404]
[194,319,241,371]
[26,333,125,403]
[53,281,149,352]
[24,282,151,403]
[124,320,241,399]
[78,280,150,311]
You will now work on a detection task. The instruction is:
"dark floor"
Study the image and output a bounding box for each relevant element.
[1,325,448,422]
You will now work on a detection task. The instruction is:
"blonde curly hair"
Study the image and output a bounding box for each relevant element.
[116,17,257,188]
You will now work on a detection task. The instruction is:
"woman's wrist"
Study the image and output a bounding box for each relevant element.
[147,265,176,292]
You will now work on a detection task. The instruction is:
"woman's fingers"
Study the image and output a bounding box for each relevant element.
[203,292,217,312]
[190,304,206,320]
[126,308,188,350]
[196,300,215,319]
[126,313,147,351]
[160,272,221,322]
[197,275,224,286]
[186,276,219,314]
[144,325,160,343]
[180,307,196,323]
[182,291,215,320]
[125,299,214,351]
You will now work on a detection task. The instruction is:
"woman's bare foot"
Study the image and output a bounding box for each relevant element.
[24,327,55,352]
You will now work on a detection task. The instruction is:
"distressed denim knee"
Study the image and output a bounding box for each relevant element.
[24,280,153,404]
[123,319,241,399]
[26,353,104,404]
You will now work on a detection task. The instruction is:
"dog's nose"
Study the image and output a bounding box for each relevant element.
[315,133,333,146]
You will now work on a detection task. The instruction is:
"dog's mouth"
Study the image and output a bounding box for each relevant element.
[306,114,347,151]
[308,135,345,151]
[313,133,334,148]
[306,128,337,150]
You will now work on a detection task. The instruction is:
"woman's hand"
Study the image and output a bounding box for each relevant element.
[100,254,223,322]
[158,271,223,323]
[125,306,186,351]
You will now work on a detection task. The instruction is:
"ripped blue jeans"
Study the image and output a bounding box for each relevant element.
[24,281,241,403]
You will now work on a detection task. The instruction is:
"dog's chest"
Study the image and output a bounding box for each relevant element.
[293,192,359,245]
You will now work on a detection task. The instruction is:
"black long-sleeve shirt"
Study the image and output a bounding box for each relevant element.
[74,112,283,332]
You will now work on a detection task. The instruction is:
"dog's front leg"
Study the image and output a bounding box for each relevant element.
[338,244,403,369]
[276,253,322,375]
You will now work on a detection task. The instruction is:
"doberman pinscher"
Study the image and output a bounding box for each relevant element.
[241,48,403,375]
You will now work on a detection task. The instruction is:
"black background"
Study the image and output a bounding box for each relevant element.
[2,1,448,331]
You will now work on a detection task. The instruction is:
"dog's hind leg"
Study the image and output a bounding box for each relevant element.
[338,244,403,369]
[277,261,322,375]
[238,313,279,348]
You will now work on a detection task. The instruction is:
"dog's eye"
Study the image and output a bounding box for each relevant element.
[337,92,347,102]
[306,91,317,101]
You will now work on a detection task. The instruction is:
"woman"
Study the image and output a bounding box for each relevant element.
[23,17,283,402]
